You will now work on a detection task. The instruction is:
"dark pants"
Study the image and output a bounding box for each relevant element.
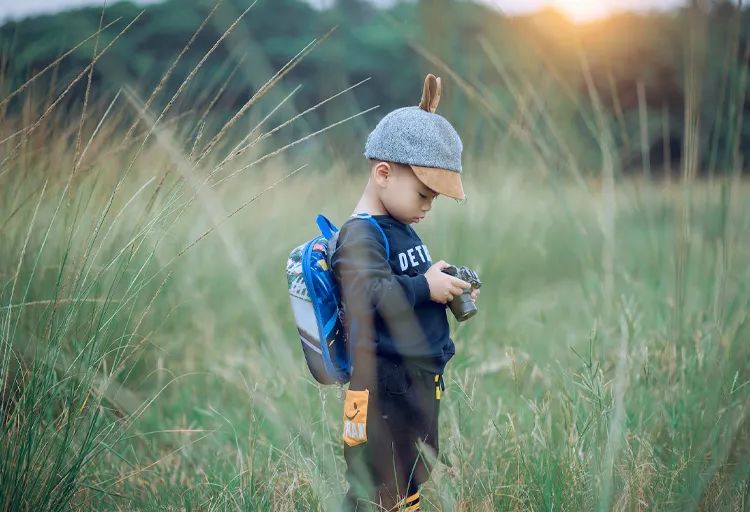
[342,357,444,511]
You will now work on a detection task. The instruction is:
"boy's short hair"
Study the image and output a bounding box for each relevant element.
[363,75,465,200]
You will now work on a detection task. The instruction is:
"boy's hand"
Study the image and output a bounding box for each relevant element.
[425,260,472,304]
[470,288,480,303]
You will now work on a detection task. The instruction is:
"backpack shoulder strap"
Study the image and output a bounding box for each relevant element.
[350,213,389,259]
[316,214,338,239]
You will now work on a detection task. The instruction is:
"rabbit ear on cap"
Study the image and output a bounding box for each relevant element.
[418,73,442,113]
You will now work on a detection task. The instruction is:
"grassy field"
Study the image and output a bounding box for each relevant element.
[2,111,749,511]
[2,16,750,512]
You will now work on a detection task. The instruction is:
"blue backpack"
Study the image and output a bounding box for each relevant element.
[286,213,389,385]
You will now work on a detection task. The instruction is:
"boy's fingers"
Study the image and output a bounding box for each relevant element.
[450,285,464,296]
[452,277,471,289]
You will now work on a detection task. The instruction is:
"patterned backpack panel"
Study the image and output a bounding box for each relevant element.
[287,213,388,385]
[287,215,348,384]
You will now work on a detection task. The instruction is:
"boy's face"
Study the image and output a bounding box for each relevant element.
[373,162,439,225]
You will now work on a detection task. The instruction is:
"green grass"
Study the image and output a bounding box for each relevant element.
[2,7,750,511]
[2,141,749,510]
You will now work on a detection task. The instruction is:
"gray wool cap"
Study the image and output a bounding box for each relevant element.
[363,106,463,172]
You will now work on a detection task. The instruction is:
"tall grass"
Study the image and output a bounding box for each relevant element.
[1,2,750,511]
[0,5,369,510]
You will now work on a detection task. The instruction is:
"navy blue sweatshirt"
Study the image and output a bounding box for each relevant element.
[331,214,455,373]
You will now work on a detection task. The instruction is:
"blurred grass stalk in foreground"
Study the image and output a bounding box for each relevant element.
[0,0,749,510]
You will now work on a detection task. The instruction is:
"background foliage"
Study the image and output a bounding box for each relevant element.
[2,0,748,173]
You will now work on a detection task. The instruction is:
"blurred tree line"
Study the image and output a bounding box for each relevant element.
[1,0,748,175]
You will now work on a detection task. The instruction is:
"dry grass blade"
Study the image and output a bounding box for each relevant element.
[177,163,307,258]
[209,83,302,174]
[673,1,707,341]
[411,44,505,130]
[380,13,504,129]
[477,36,590,191]
[123,0,224,143]
[210,104,378,188]
[0,298,119,310]
[75,90,122,171]
[72,3,107,176]
[1,179,47,372]
[208,76,370,182]
[579,47,617,313]
[191,52,250,149]
[194,25,338,166]
[637,80,652,180]
[240,76,370,154]
[730,40,749,170]
[133,0,258,153]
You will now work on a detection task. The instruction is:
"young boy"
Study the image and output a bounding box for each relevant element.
[331,74,479,511]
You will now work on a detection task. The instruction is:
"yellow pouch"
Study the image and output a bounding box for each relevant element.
[342,389,369,447]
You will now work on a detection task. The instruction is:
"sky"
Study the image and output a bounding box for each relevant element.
[0,0,686,23]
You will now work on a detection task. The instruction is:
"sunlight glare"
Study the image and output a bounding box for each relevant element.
[551,0,611,22]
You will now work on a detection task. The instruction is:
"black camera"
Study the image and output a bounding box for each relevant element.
[440,265,482,322]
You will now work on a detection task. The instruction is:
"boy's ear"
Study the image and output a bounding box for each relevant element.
[419,74,442,113]
[372,161,391,185]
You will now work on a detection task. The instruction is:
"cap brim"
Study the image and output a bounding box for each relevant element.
[410,165,465,201]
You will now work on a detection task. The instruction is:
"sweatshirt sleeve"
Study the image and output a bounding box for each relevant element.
[331,220,431,318]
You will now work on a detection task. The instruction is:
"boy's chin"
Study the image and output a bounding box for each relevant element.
[390,212,424,224]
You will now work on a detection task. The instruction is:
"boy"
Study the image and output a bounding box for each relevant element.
[331,74,479,511]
